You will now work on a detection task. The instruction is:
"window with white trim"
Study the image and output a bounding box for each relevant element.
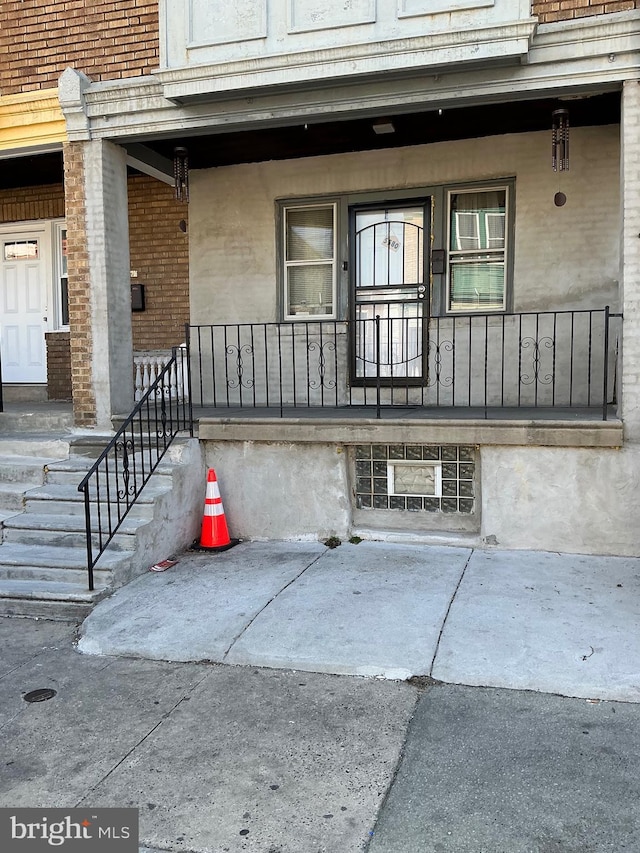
[447,187,508,312]
[52,222,69,327]
[283,203,337,319]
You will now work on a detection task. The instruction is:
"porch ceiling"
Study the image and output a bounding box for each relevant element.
[0,91,619,189]
[0,150,63,190]
[140,91,619,171]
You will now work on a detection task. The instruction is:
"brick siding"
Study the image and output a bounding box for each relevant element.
[63,142,95,426]
[0,184,65,224]
[128,176,190,352]
[0,0,159,97]
[45,331,72,400]
[532,0,639,22]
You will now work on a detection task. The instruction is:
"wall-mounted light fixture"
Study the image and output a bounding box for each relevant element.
[173,146,189,202]
[552,109,569,172]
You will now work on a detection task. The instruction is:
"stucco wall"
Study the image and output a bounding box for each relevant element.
[189,126,620,325]
[204,442,351,541]
[202,439,640,556]
[481,445,640,556]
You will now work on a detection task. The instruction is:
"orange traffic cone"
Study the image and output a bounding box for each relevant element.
[198,468,239,551]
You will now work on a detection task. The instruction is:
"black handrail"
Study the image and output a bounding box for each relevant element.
[187,308,622,419]
[78,348,192,590]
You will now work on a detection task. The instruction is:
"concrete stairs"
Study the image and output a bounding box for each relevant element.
[0,432,204,621]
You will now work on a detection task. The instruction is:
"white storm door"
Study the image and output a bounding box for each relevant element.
[1,237,47,383]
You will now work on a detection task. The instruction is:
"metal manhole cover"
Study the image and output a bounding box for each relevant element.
[23,688,57,703]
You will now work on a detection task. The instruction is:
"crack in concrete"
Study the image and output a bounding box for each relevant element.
[73,668,212,808]
[428,548,474,677]
[221,549,327,661]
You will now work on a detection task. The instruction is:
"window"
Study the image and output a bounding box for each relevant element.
[54,224,69,327]
[354,444,475,514]
[447,188,508,312]
[4,240,38,261]
[283,203,336,319]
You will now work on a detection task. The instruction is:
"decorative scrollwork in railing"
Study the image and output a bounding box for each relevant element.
[520,336,555,386]
[426,339,454,388]
[116,438,136,500]
[159,392,168,438]
[308,341,337,390]
[226,344,255,390]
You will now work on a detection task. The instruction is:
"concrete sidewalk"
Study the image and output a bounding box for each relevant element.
[79,540,640,702]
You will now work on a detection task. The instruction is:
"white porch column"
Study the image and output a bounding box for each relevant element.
[621,79,640,442]
[84,139,134,428]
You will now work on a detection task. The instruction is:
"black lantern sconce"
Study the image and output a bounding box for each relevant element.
[174,146,189,203]
[552,109,569,172]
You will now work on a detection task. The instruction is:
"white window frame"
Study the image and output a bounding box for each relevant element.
[282,202,337,321]
[446,185,510,314]
[52,220,68,329]
[453,211,480,250]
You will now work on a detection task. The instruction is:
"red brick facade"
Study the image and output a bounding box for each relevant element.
[0,0,159,97]
[532,0,639,22]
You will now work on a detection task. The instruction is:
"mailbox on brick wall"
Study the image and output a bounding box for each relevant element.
[131,283,146,311]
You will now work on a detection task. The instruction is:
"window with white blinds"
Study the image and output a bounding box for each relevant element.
[284,204,336,318]
[448,188,508,312]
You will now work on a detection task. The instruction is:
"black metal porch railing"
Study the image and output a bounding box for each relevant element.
[78,348,192,590]
[187,308,622,421]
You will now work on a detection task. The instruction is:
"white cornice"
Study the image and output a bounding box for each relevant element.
[155,20,537,103]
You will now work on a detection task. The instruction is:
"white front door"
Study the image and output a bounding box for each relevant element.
[1,235,47,383]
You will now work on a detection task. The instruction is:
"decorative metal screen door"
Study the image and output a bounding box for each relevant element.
[351,202,428,381]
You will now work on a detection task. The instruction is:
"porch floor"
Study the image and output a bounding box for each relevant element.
[0,401,74,435]
[193,404,623,448]
[192,404,617,422]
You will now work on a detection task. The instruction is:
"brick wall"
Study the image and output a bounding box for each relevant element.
[0,0,159,97]
[45,332,72,400]
[0,184,65,224]
[63,141,95,426]
[532,0,639,22]
[128,175,190,352]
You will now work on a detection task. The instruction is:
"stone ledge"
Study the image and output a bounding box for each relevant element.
[197,417,624,448]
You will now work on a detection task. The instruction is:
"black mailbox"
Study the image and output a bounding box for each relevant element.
[131,283,145,312]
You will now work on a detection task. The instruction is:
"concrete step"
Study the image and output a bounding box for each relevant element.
[68,434,181,461]
[2,513,147,551]
[0,455,53,483]
[0,437,71,459]
[0,482,31,512]
[0,542,130,571]
[0,410,74,433]
[23,484,166,518]
[0,578,109,620]
[0,563,113,586]
[46,457,171,488]
[0,434,202,619]
[0,509,21,525]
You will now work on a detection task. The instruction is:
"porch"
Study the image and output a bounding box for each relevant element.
[187,308,621,424]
